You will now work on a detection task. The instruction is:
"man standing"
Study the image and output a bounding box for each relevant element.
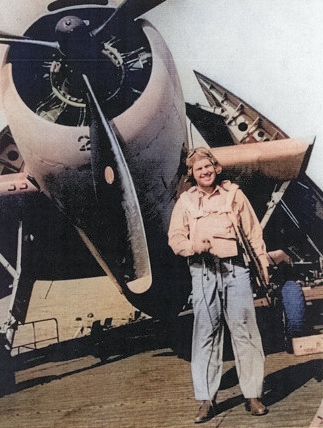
[168,147,269,423]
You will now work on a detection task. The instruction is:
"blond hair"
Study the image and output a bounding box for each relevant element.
[185,147,221,180]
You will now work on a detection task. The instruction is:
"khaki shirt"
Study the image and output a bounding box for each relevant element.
[168,180,267,262]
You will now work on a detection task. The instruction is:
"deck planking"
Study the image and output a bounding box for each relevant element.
[0,345,322,428]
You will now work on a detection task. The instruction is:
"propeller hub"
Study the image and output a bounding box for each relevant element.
[55,16,87,34]
[8,6,153,125]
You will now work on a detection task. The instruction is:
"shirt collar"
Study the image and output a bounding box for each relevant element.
[188,184,221,198]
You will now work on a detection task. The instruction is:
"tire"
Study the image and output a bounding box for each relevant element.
[281,280,306,340]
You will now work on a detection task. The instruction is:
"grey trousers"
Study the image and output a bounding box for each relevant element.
[189,258,265,401]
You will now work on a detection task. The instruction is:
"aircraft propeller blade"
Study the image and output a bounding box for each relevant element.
[90,0,126,37]
[0,0,166,54]
[82,74,151,293]
[0,31,60,51]
[90,0,166,37]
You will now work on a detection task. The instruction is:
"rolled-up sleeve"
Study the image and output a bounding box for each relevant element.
[168,198,194,257]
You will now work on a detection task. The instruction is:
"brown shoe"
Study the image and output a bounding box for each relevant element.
[194,400,216,424]
[245,398,268,416]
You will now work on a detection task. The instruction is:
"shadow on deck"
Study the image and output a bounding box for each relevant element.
[1,302,322,400]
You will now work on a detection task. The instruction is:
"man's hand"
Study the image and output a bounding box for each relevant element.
[193,239,212,254]
[267,249,292,265]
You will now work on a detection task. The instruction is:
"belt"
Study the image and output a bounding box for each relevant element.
[189,252,245,267]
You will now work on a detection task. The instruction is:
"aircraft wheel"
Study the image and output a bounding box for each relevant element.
[281,280,306,352]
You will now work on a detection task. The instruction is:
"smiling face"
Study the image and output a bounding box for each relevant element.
[192,158,217,192]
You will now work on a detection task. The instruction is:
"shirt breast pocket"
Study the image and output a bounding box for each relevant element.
[210,212,235,239]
